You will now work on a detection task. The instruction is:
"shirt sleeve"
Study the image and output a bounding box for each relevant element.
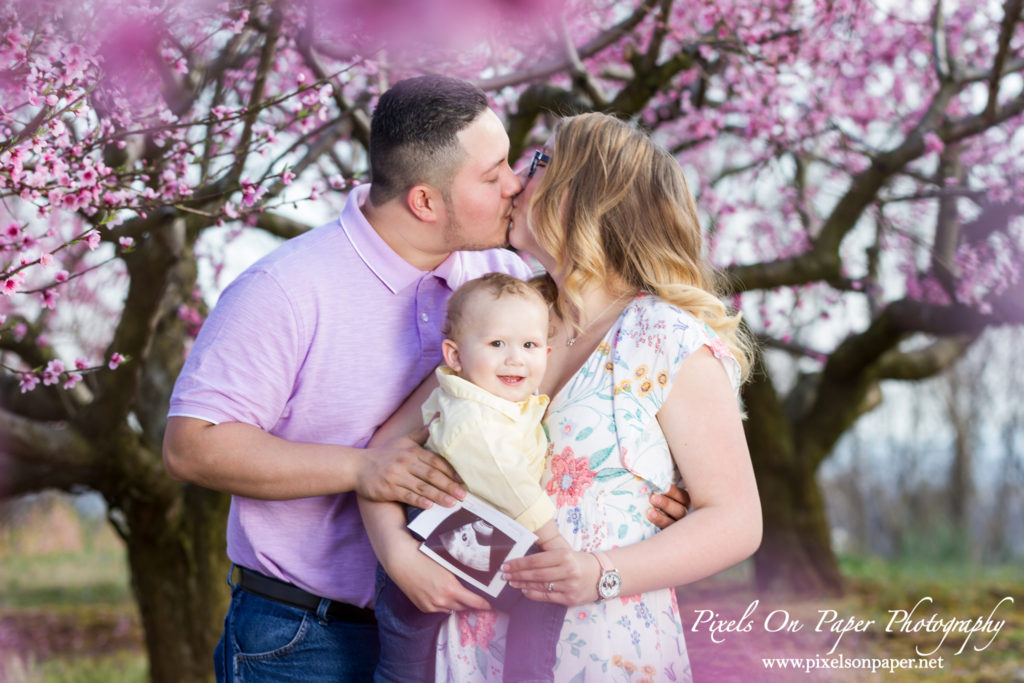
[427,402,554,533]
[168,268,303,431]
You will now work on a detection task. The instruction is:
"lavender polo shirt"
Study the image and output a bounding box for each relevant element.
[168,184,533,607]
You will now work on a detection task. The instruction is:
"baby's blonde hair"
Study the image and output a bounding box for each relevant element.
[444,273,548,341]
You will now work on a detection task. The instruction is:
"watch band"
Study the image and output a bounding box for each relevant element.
[592,551,622,600]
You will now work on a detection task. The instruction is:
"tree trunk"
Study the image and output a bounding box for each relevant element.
[742,358,843,596]
[751,456,843,595]
[121,484,230,683]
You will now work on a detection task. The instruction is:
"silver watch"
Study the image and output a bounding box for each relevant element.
[592,551,621,600]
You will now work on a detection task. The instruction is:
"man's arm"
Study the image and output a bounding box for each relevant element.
[163,416,465,507]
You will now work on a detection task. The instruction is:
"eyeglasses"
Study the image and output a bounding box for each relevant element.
[528,149,550,179]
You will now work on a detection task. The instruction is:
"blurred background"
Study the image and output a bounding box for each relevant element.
[1,0,1022,680]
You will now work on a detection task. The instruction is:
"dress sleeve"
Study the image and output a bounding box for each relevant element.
[608,297,741,491]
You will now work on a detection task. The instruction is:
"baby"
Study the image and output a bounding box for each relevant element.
[375,272,569,683]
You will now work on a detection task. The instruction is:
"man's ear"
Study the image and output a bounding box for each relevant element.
[406,184,442,223]
[441,339,461,371]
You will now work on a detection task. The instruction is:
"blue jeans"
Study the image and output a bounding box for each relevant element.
[374,558,566,683]
[214,582,379,682]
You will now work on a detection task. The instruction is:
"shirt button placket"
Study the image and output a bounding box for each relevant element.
[416,276,446,376]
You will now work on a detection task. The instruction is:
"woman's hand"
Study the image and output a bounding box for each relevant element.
[647,483,690,529]
[501,548,602,606]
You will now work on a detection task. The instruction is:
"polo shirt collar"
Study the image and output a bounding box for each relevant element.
[338,184,466,293]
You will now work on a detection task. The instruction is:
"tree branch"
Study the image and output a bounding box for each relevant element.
[253,211,314,240]
[474,0,661,91]
[227,2,283,187]
[0,408,95,497]
[874,335,974,380]
[77,222,181,437]
[984,0,1023,121]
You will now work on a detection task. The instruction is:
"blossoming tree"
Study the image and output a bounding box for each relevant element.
[1,0,1022,678]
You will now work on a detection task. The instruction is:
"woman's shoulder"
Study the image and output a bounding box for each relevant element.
[620,294,706,342]
[620,294,740,389]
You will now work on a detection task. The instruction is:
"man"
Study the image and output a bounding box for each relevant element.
[163,75,684,681]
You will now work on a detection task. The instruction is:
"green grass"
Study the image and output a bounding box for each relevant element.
[0,504,145,681]
[0,546,132,608]
[677,555,1024,682]
[1,651,147,683]
[3,495,1021,682]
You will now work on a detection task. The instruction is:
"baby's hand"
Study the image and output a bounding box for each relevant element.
[535,519,572,551]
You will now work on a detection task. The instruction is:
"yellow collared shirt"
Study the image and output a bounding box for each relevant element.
[422,367,554,532]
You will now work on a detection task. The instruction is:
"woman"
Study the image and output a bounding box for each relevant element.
[433,112,762,681]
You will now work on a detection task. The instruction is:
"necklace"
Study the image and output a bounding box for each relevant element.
[566,294,631,347]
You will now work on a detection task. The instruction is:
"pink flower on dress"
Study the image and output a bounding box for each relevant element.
[457,610,497,649]
[706,335,732,361]
[545,446,596,507]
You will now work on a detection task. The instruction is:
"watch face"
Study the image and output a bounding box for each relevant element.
[598,570,622,599]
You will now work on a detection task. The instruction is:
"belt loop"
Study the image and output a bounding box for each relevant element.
[316,597,331,625]
[227,563,238,589]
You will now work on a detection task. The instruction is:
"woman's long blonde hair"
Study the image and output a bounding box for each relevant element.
[529,112,753,381]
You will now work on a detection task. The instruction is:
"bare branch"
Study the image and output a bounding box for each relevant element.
[227,2,284,186]
[931,0,953,81]
[985,0,1024,120]
[475,0,660,91]
[254,211,314,240]
[559,14,607,108]
[875,336,974,380]
[930,144,964,298]
[0,408,95,497]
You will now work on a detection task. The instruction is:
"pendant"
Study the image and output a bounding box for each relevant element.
[566,336,577,347]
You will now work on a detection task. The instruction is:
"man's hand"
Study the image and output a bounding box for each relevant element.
[358,432,466,509]
[647,484,690,529]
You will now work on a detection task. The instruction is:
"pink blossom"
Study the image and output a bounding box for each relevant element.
[108,352,126,370]
[40,289,58,309]
[42,359,65,386]
[63,373,82,390]
[923,132,945,155]
[119,236,135,249]
[85,231,101,250]
[75,357,89,370]
[19,373,40,393]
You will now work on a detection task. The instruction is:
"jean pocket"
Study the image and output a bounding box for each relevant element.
[229,590,312,662]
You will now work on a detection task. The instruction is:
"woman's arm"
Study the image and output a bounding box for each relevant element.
[502,346,762,605]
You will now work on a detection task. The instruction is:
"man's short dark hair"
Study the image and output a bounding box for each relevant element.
[368,75,489,206]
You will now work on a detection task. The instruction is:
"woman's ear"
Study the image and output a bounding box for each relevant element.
[406,184,441,223]
[441,339,461,371]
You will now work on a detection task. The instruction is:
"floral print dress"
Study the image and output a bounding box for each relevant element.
[434,294,741,683]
